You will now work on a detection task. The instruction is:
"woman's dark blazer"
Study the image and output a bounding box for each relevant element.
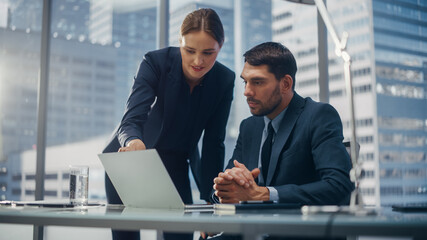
[103,47,235,201]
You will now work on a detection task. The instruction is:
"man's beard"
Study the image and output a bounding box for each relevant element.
[249,86,282,117]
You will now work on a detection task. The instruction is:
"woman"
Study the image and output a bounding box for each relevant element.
[103,8,235,240]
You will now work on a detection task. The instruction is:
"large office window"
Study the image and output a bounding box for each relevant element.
[43,0,158,202]
[0,0,42,201]
[1,0,426,211]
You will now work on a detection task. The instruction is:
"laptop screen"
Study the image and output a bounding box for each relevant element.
[98,149,185,209]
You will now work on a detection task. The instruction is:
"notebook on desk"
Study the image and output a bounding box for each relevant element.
[98,149,213,210]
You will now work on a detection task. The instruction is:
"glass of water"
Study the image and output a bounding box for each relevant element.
[69,165,89,206]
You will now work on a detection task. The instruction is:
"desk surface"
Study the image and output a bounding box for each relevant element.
[1,205,426,239]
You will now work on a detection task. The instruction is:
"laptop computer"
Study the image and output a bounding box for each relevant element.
[98,149,212,210]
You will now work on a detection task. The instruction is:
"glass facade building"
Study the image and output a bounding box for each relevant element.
[0,0,426,231]
[273,0,427,206]
[1,0,426,238]
[0,0,157,202]
[372,0,427,206]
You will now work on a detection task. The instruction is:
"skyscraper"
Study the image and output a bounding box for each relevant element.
[372,0,427,206]
[89,0,113,45]
[232,0,272,139]
[111,3,157,122]
[273,0,427,206]
[6,0,43,32]
[0,0,157,201]
[51,0,91,40]
[0,28,118,200]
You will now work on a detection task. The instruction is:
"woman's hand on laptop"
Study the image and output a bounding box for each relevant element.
[118,139,146,152]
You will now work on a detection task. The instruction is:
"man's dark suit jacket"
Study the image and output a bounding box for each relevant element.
[224,93,354,205]
[103,47,235,201]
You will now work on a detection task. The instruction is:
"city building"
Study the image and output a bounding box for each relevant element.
[111,3,157,123]
[232,0,272,139]
[0,28,117,200]
[6,0,43,32]
[0,0,159,201]
[273,0,427,206]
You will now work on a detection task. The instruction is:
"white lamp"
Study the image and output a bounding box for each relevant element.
[285,0,367,214]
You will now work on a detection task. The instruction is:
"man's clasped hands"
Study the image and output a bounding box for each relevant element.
[213,160,270,203]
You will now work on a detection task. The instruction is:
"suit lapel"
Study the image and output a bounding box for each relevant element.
[248,117,264,171]
[266,93,305,185]
[194,64,218,126]
[163,51,184,132]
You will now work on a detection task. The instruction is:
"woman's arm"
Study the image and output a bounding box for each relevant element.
[117,53,160,148]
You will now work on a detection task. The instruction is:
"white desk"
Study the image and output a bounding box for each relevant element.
[0,205,426,240]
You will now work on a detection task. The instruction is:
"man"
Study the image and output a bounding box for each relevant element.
[212,42,354,206]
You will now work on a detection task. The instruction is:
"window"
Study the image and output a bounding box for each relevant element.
[297,48,316,58]
[0,0,425,214]
[361,187,375,196]
[0,0,41,201]
[380,169,402,179]
[378,117,425,130]
[376,50,424,67]
[359,152,375,162]
[363,170,375,179]
[353,67,371,78]
[0,167,6,176]
[379,151,426,163]
[297,78,317,88]
[376,83,425,99]
[330,89,344,98]
[404,169,426,179]
[376,65,423,83]
[354,84,372,94]
[380,186,403,196]
[373,1,421,21]
[379,133,425,147]
[358,135,374,144]
[404,186,427,195]
[0,182,6,193]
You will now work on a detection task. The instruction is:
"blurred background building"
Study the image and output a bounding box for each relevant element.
[0,0,426,213]
[273,0,427,207]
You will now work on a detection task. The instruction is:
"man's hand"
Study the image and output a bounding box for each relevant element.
[213,160,268,203]
[118,139,146,152]
[214,176,269,203]
[220,160,260,188]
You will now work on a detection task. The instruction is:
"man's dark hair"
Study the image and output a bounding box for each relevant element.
[243,42,297,90]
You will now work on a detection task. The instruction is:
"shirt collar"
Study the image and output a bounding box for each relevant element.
[263,107,287,133]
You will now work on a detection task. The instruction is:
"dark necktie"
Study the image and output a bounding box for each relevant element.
[261,121,274,181]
